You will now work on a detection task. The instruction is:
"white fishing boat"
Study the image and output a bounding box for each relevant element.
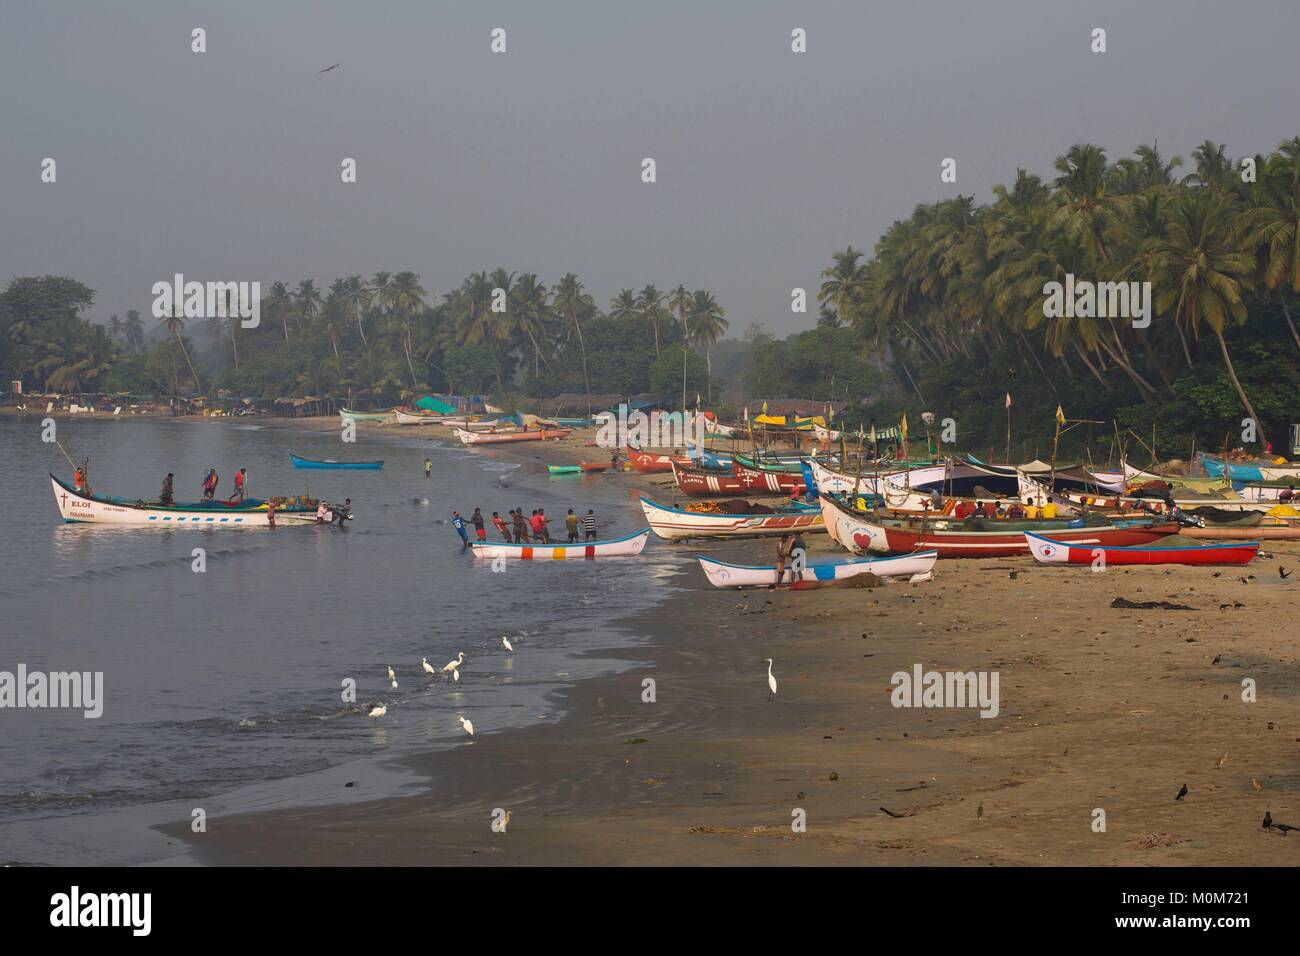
[50,475,319,527]
[697,549,937,588]
[639,495,824,540]
[469,528,650,559]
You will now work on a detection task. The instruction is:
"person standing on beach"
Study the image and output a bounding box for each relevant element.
[583,509,597,540]
[202,468,219,500]
[789,532,808,583]
[451,511,469,549]
[424,457,432,479]
[772,534,791,589]
[492,511,511,540]
[470,507,487,542]
[565,508,580,543]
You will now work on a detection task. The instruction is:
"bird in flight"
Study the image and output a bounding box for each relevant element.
[320,63,340,73]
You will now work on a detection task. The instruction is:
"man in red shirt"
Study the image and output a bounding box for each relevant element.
[982,500,997,518]
[954,500,972,520]
[231,468,248,502]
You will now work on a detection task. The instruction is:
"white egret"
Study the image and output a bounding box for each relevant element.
[452,669,460,682]
[421,657,436,675]
[764,658,777,699]
[368,704,387,719]
[502,636,514,653]
[442,651,465,674]
[459,714,474,736]
[387,665,396,682]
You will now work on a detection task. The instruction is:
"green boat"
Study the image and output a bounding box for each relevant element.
[547,465,582,475]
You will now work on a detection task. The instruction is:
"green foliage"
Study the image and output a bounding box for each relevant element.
[444,343,500,393]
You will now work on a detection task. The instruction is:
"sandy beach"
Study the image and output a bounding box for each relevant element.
[146,417,1300,866]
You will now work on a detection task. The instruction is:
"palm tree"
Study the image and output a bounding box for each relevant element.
[636,285,666,356]
[1185,140,1234,191]
[819,246,868,328]
[553,273,594,403]
[124,309,145,352]
[342,276,373,348]
[107,313,125,342]
[265,282,294,341]
[1240,137,1300,352]
[1050,143,1116,263]
[389,271,428,386]
[1147,191,1264,445]
[609,289,638,323]
[686,289,728,401]
[508,274,552,376]
[158,308,201,392]
[295,280,323,338]
[321,286,348,359]
[448,271,500,348]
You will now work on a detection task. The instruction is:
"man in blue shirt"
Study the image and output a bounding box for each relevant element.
[451,511,469,549]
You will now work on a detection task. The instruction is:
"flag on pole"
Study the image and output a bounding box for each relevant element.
[1005,392,1012,410]
[761,401,768,415]
[696,392,702,409]
[900,413,908,443]
[1055,404,1066,425]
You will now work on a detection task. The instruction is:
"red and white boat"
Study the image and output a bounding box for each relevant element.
[1025,531,1258,566]
[626,446,676,474]
[454,426,571,446]
[671,460,796,498]
[639,495,823,539]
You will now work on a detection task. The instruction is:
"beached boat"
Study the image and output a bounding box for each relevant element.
[470,528,650,560]
[698,549,938,588]
[807,460,943,511]
[454,426,572,446]
[671,460,798,497]
[290,454,383,470]
[547,462,609,475]
[1025,531,1258,567]
[1203,455,1300,483]
[704,419,740,437]
[1178,525,1300,540]
[394,409,442,425]
[625,446,676,473]
[339,407,393,423]
[819,496,1177,557]
[50,474,319,527]
[640,495,825,540]
[731,459,806,493]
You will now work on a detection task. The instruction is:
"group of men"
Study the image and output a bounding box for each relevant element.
[172,467,248,505]
[450,506,599,548]
[953,497,1058,520]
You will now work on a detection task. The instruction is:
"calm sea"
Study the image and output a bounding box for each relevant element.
[0,416,687,865]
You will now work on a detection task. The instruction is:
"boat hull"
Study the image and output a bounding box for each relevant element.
[640,495,824,540]
[290,454,383,470]
[698,549,937,588]
[1025,531,1258,566]
[470,529,649,559]
[50,475,317,527]
[454,427,572,445]
[1179,525,1300,540]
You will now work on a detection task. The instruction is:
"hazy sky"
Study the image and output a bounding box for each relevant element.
[3,0,1297,336]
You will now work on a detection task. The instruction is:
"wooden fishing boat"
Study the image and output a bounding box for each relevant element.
[394,409,442,425]
[626,446,676,473]
[819,494,1177,557]
[808,460,945,511]
[1121,460,1231,494]
[640,495,825,540]
[339,407,393,423]
[547,462,609,475]
[470,528,650,560]
[671,460,795,497]
[1203,455,1300,483]
[731,459,806,493]
[704,419,740,437]
[290,454,384,470]
[1019,472,1275,516]
[454,426,572,446]
[698,549,938,588]
[1025,531,1258,567]
[50,474,319,527]
[1235,481,1299,502]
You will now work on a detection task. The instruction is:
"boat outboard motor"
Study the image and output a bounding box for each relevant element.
[328,501,354,526]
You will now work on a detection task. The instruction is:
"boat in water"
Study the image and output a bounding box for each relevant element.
[698,549,937,588]
[1025,531,1258,566]
[469,528,650,560]
[547,462,609,475]
[454,426,572,446]
[290,454,384,470]
[51,474,320,527]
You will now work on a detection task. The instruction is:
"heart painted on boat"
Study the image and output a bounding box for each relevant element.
[852,532,874,550]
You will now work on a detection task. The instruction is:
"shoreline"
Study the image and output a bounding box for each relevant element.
[160,425,1300,864]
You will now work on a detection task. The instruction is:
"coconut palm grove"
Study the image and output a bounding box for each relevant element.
[4,137,1299,458]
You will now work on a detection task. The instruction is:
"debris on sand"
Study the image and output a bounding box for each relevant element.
[1131,831,1189,849]
[1110,597,1193,611]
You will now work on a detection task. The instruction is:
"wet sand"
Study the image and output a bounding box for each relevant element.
[160,419,1300,865]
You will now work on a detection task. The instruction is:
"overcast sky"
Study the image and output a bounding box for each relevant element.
[3,0,1297,336]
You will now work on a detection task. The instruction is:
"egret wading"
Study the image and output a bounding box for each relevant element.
[459,715,474,736]
[502,636,514,653]
[764,659,777,700]
[368,704,387,719]
[421,657,436,675]
[443,652,465,676]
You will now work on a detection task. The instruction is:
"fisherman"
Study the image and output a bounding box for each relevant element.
[772,534,791,589]
[789,532,808,582]
[1281,484,1295,503]
[1041,498,1058,519]
[73,466,85,492]
[492,511,511,540]
[512,508,530,543]
[334,498,352,528]
[583,508,597,541]
[424,457,433,479]
[529,509,546,543]
[451,510,469,549]
[202,468,218,501]
[159,473,175,505]
[231,467,248,502]
[565,508,580,543]
[982,500,997,518]
[1024,497,1041,520]
[1007,500,1025,519]
[470,507,487,542]
[315,500,331,524]
[266,497,276,529]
